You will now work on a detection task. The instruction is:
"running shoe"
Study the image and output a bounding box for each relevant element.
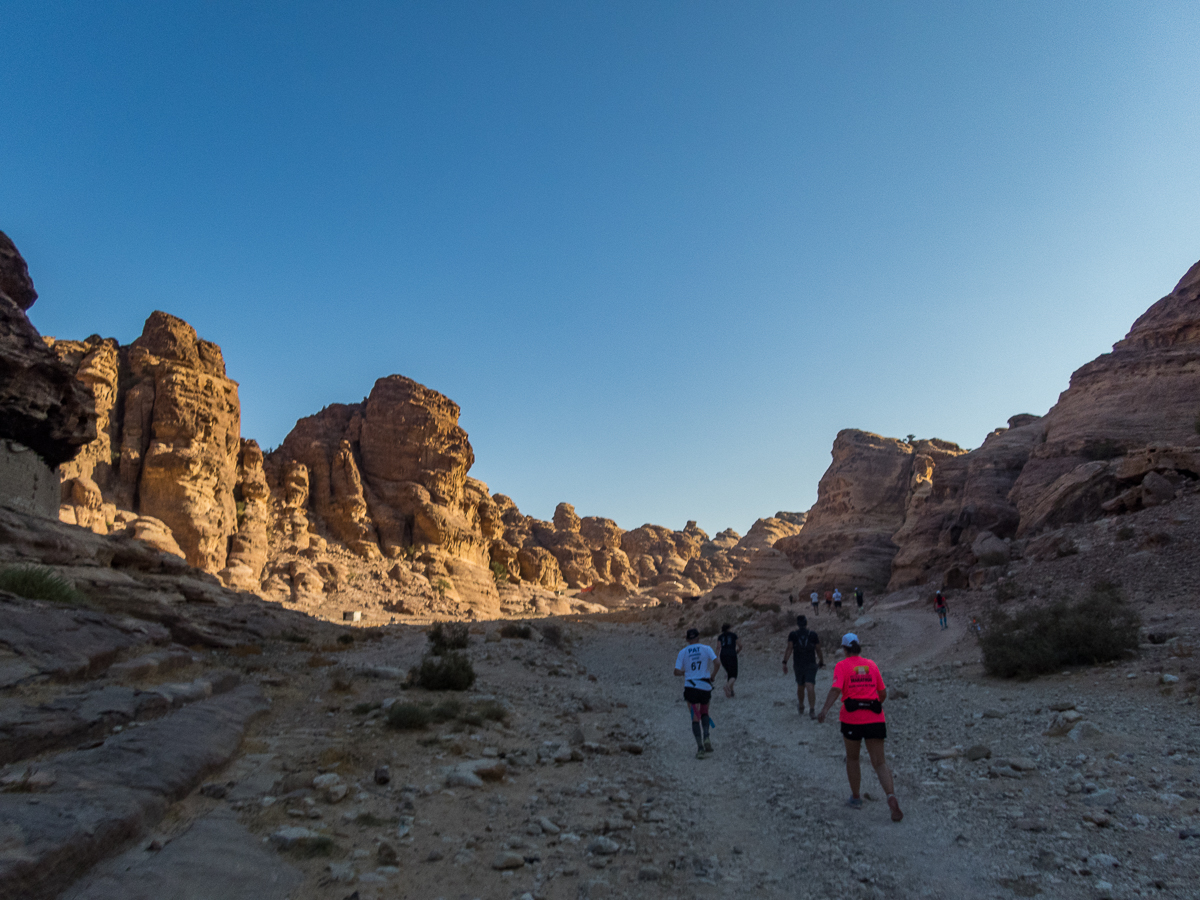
[845,796,863,810]
[695,749,707,759]
[703,738,713,753]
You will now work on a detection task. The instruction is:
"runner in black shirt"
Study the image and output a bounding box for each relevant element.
[716,623,741,697]
[782,615,825,718]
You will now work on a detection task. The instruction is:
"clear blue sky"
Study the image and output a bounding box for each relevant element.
[4,2,1200,537]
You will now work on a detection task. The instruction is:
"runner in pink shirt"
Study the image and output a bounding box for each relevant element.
[816,633,903,822]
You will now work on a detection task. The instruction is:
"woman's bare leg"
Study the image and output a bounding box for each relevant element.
[844,737,862,798]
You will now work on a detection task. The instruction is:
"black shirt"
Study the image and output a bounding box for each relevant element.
[717,632,738,657]
[787,628,820,667]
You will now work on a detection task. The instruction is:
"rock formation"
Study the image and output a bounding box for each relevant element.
[773,431,966,594]
[49,313,251,578]
[758,255,1200,597]
[0,232,94,516]
[1008,261,1200,534]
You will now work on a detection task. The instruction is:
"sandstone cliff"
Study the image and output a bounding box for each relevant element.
[1007,260,1200,535]
[772,430,966,594]
[0,232,94,517]
[49,313,258,583]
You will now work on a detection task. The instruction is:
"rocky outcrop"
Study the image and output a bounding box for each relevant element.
[269,375,499,614]
[49,313,247,576]
[775,430,965,593]
[887,415,1044,590]
[0,232,94,515]
[1009,259,1200,535]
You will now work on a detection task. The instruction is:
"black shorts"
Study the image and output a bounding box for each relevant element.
[683,687,712,705]
[720,654,738,679]
[840,721,887,741]
[794,664,818,685]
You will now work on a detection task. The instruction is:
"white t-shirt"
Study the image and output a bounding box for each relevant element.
[675,643,718,690]
[810,592,819,604]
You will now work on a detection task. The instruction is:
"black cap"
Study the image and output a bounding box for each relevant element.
[686,627,700,639]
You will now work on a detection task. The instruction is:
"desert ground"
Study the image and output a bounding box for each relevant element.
[31,571,1193,900]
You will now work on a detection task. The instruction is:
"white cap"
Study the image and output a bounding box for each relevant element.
[841,633,859,648]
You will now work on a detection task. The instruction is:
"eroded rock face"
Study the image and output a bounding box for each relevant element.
[888,415,1043,590]
[50,313,243,573]
[0,232,95,473]
[271,375,498,614]
[776,431,966,593]
[1009,260,1200,534]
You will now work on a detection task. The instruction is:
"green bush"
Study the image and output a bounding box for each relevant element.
[979,580,1140,679]
[428,621,470,655]
[386,703,434,730]
[490,559,510,586]
[411,652,476,691]
[430,698,463,722]
[351,701,381,715]
[499,622,532,639]
[0,565,85,605]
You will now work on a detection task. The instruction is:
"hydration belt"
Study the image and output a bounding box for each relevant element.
[843,697,883,714]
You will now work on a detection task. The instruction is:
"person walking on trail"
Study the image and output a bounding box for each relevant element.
[833,588,843,613]
[934,590,948,630]
[716,623,741,698]
[816,633,903,822]
[810,591,820,616]
[855,587,864,614]
[675,627,720,758]
[824,589,833,612]
[783,615,824,718]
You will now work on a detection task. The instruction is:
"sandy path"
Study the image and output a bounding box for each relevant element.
[574,608,1027,899]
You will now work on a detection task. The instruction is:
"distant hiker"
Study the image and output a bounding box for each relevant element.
[675,627,720,758]
[833,588,843,612]
[934,591,948,630]
[717,623,741,697]
[783,615,824,718]
[810,591,820,616]
[817,634,903,822]
[855,587,864,613]
[824,589,833,611]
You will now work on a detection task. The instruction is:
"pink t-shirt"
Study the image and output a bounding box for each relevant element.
[832,655,886,724]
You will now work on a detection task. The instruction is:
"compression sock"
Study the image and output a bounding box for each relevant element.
[701,717,710,740]
[691,721,703,749]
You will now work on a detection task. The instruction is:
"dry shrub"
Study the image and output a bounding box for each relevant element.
[306,654,336,668]
[980,580,1140,679]
[428,621,470,655]
[230,644,263,657]
[499,622,532,639]
[410,652,476,691]
[538,623,564,648]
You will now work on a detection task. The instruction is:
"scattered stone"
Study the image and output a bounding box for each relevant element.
[1162,673,1180,685]
[373,766,390,786]
[637,866,663,881]
[377,843,398,866]
[1082,811,1112,827]
[492,851,525,870]
[587,836,620,856]
[425,850,443,862]
[1068,721,1103,742]
[269,826,320,850]
[199,782,229,799]
[327,861,356,883]
[619,743,643,755]
[312,773,348,803]
[538,816,560,835]
[965,745,992,762]
[1048,701,1076,712]
[981,709,1006,719]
